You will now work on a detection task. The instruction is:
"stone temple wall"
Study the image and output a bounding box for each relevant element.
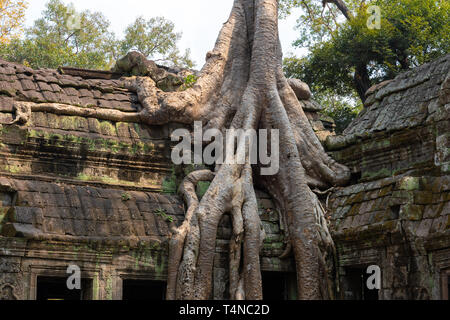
[327,53,450,300]
[0,60,182,299]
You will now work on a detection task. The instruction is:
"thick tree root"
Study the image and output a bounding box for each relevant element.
[166,170,215,300]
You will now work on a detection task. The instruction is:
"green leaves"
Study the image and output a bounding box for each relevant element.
[121,192,132,202]
[119,16,193,68]
[282,0,449,108]
[0,0,115,69]
[0,0,28,44]
[182,74,198,89]
[0,0,194,70]
[154,208,174,223]
[318,90,363,134]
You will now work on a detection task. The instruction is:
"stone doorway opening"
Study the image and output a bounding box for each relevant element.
[343,267,379,300]
[36,276,93,300]
[261,272,298,300]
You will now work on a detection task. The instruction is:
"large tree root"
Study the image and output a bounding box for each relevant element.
[9,0,350,300]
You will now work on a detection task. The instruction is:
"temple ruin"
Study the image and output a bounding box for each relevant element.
[0,51,448,300]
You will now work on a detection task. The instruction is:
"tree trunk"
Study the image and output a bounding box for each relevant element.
[11,0,350,299]
[323,0,372,103]
[354,64,371,103]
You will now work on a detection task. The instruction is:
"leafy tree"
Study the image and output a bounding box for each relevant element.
[0,0,193,69]
[118,16,193,68]
[284,52,362,133]
[318,90,362,134]
[281,0,450,103]
[0,0,115,69]
[0,0,27,43]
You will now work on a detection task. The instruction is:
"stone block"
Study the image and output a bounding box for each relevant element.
[63,219,75,236]
[1,223,42,238]
[99,120,117,136]
[423,203,444,219]
[44,217,65,234]
[120,220,133,236]
[88,118,101,133]
[414,191,433,205]
[116,122,131,138]
[396,177,420,191]
[31,112,48,127]
[415,219,433,237]
[42,91,58,102]
[400,204,424,221]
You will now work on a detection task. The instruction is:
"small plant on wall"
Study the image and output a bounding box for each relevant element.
[121,192,131,201]
[154,208,174,223]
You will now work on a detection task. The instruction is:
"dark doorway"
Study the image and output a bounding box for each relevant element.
[122,279,166,300]
[36,276,92,300]
[344,267,379,300]
[442,273,449,300]
[262,272,297,300]
[447,276,450,300]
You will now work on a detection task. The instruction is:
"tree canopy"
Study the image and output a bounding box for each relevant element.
[281,0,449,132]
[118,16,193,68]
[281,0,450,99]
[0,0,193,70]
[0,0,27,44]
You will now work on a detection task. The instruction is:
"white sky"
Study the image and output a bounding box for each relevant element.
[24,0,306,67]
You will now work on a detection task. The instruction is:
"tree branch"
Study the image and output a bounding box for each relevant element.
[322,0,352,21]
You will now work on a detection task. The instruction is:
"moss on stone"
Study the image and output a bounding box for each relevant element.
[414,191,434,205]
[162,168,177,194]
[362,168,392,180]
[60,116,76,130]
[347,203,362,216]
[0,207,8,233]
[155,254,166,276]
[400,204,424,221]
[3,164,21,174]
[362,138,391,152]
[99,121,117,136]
[398,176,421,191]
[75,173,135,186]
[378,185,393,197]
[345,192,365,206]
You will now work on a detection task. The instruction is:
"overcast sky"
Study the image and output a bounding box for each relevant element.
[24,0,306,67]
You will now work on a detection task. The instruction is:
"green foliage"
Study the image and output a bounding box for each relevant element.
[318,90,363,134]
[0,0,28,44]
[162,169,177,194]
[183,74,198,88]
[118,16,193,68]
[0,0,115,69]
[282,0,449,103]
[0,0,194,69]
[121,192,131,202]
[154,208,174,223]
[284,55,361,133]
[196,181,210,200]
